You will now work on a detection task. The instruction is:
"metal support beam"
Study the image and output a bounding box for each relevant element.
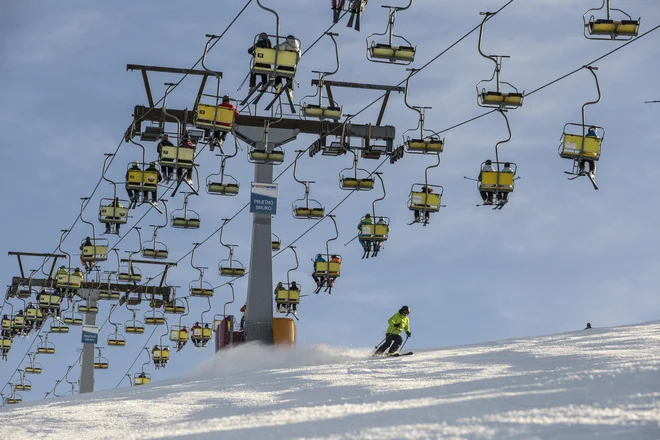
[126,64,220,77]
[377,91,391,127]
[141,70,154,108]
[311,79,405,92]
[233,125,300,344]
[9,277,172,297]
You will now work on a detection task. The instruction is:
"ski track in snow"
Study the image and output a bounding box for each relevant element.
[1,322,660,439]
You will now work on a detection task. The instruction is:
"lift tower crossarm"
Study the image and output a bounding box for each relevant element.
[8,251,66,280]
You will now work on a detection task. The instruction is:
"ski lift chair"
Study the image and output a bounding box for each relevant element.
[159,145,194,170]
[164,299,186,315]
[359,216,390,242]
[56,270,83,289]
[144,309,166,325]
[584,1,640,40]
[275,283,301,312]
[249,35,301,80]
[38,292,62,311]
[248,146,285,165]
[405,137,444,154]
[98,198,130,226]
[134,372,151,386]
[559,124,603,163]
[169,326,189,343]
[125,318,146,334]
[478,161,517,198]
[408,184,443,215]
[78,302,99,314]
[272,234,282,251]
[80,238,109,262]
[190,281,214,298]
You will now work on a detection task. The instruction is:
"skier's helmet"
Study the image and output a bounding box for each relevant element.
[399,305,410,315]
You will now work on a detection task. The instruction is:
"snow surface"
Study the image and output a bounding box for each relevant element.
[1,321,660,439]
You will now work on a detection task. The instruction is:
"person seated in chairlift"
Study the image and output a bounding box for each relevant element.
[373,218,388,253]
[496,162,514,204]
[327,255,342,288]
[79,237,93,272]
[210,96,240,152]
[357,214,373,253]
[105,198,124,234]
[414,186,434,223]
[177,326,189,351]
[579,126,599,177]
[125,161,141,205]
[143,162,162,204]
[274,282,286,313]
[157,134,175,180]
[289,282,299,316]
[202,324,211,347]
[478,160,495,205]
[273,35,301,99]
[190,322,202,347]
[176,134,195,183]
[247,32,272,94]
[312,254,326,288]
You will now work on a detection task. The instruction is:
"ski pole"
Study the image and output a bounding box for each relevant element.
[344,234,359,246]
[397,335,409,354]
[374,337,386,349]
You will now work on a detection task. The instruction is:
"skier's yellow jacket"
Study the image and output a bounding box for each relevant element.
[386,312,409,335]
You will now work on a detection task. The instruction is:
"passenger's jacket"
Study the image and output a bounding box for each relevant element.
[386,312,409,335]
[275,38,301,62]
[248,38,272,55]
[358,218,372,232]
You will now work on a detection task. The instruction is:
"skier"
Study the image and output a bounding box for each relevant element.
[374,306,411,356]
[357,214,372,256]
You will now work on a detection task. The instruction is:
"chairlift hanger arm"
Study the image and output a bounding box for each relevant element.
[310,79,405,93]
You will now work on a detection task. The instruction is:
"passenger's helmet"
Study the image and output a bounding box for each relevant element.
[259,32,268,39]
[399,305,410,314]
[222,95,230,102]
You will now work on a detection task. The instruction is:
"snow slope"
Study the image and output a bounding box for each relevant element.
[1,322,660,439]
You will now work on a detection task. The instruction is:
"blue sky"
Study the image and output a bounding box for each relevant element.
[1,0,660,401]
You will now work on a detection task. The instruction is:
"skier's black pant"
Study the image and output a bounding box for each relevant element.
[376,333,402,354]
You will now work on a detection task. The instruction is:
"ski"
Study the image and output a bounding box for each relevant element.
[390,351,413,357]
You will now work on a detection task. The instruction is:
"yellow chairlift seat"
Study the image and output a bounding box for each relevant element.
[479,170,515,192]
[49,323,69,333]
[0,338,12,350]
[195,104,236,130]
[560,133,601,160]
[1,317,11,330]
[134,374,151,386]
[340,177,374,190]
[164,303,186,314]
[6,397,22,404]
[360,221,390,242]
[192,327,213,341]
[17,287,32,298]
[302,104,342,121]
[159,146,194,168]
[171,217,201,229]
[126,169,159,190]
[249,148,285,164]
[126,294,142,306]
[220,267,246,277]
[118,272,142,282]
[480,91,524,108]
[314,261,342,278]
[169,329,189,343]
[125,324,145,334]
[145,315,166,325]
[369,43,416,62]
[12,316,25,329]
[37,346,55,355]
[589,19,639,37]
[78,303,99,314]
[406,138,444,154]
[81,245,109,262]
[275,288,300,305]
[94,361,109,369]
[25,366,42,374]
[251,47,299,78]
[63,316,83,326]
[15,383,31,391]
[141,248,169,259]
[190,288,214,297]
[107,336,126,347]
[98,290,121,301]
[207,182,240,195]
[152,347,171,362]
[25,308,44,321]
[56,273,82,289]
[409,192,442,213]
[272,241,281,251]
[38,294,62,310]
[293,206,325,219]
[99,205,129,224]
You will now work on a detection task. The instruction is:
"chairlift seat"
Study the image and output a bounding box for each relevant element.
[126,170,159,190]
[171,217,201,229]
[249,149,285,164]
[134,374,151,386]
[220,267,246,277]
[170,329,189,342]
[190,288,214,297]
[107,337,126,346]
[98,291,121,301]
[560,134,601,160]
[126,296,142,306]
[480,92,524,108]
[251,47,299,78]
[141,248,169,259]
[6,398,22,404]
[340,177,374,190]
[145,316,166,325]
[589,19,639,37]
[360,223,389,241]
[159,146,194,168]
[17,288,32,299]
[25,308,44,321]
[314,261,342,277]
[25,366,42,374]
[56,273,82,289]
[276,289,300,305]
[100,205,129,224]
[192,328,213,341]
[125,325,145,334]
[50,323,69,333]
[195,104,236,130]
[0,338,11,349]
[164,304,186,314]
[78,304,99,314]
[152,348,170,361]
[293,207,325,219]
[369,43,416,62]
[94,361,109,369]
[272,241,281,251]
[479,171,515,192]
[407,138,444,153]
[1,318,11,330]
[39,294,62,309]
[81,245,109,262]
[140,125,164,142]
[207,182,240,195]
[409,192,441,212]
[15,384,31,391]
[12,316,25,329]
[118,272,142,282]
[302,104,342,121]
[37,346,55,354]
[63,317,83,326]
